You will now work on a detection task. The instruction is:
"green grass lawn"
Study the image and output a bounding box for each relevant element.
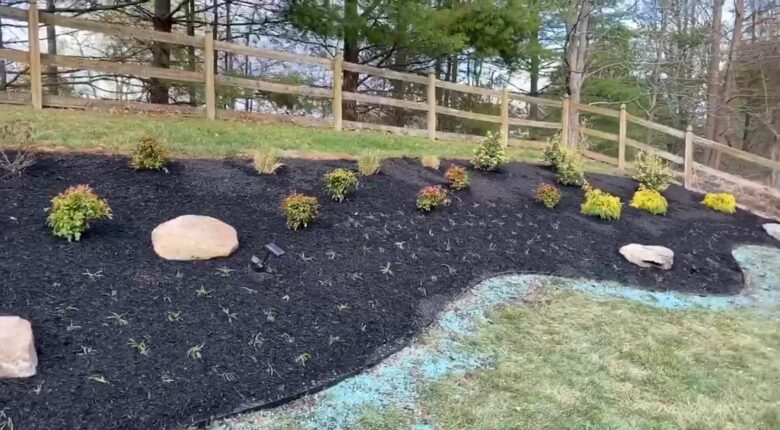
[357,289,780,430]
[0,105,546,161]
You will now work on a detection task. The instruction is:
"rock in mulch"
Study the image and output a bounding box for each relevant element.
[619,244,674,270]
[0,316,37,378]
[763,223,780,241]
[152,215,238,261]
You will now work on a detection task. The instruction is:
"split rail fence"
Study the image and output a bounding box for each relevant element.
[1,1,779,216]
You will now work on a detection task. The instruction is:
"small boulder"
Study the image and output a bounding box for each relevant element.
[763,223,780,241]
[152,215,238,261]
[0,316,37,378]
[619,244,674,270]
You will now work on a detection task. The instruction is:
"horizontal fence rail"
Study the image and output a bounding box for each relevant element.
[0,1,778,208]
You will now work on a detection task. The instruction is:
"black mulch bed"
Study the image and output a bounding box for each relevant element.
[1,154,776,429]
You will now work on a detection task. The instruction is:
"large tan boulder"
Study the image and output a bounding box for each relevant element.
[0,316,37,378]
[619,244,674,270]
[152,215,239,261]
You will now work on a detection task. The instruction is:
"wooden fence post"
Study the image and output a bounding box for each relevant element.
[427,73,436,141]
[332,54,343,131]
[203,33,216,120]
[772,146,778,189]
[618,104,627,170]
[28,0,42,110]
[684,125,694,190]
[561,95,570,149]
[500,87,509,147]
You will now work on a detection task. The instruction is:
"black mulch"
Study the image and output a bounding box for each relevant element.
[1,154,776,429]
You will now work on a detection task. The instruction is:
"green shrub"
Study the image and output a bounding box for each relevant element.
[581,187,622,220]
[543,133,565,170]
[281,192,320,230]
[323,168,358,202]
[131,136,169,170]
[702,192,736,214]
[253,146,284,174]
[557,150,585,186]
[416,185,449,212]
[421,155,440,170]
[471,131,507,171]
[630,186,668,215]
[633,151,671,191]
[444,165,469,190]
[535,182,561,209]
[47,185,112,241]
[357,152,382,176]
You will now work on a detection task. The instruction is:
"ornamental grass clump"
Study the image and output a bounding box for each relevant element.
[421,155,441,170]
[281,192,319,230]
[543,133,565,170]
[702,192,736,214]
[47,185,112,241]
[416,185,449,212]
[535,182,561,209]
[630,186,668,215]
[323,168,358,202]
[557,149,586,186]
[633,151,671,191]
[131,136,169,171]
[471,131,507,171]
[0,120,36,177]
[357,152,382,176]
[581,185,622,220]
[253,146,284,174]
[444,165,469,190]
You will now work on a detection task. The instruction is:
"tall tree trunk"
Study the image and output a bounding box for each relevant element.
[224,0,232,71]
[186,0,197,106]
[715,0,744,151]
[150,0,172,104]
[45,0,58,95]
[0,19,6,90]
[704,0,724,143]
[565,0,590,148]
[342,0,359,121]
[529,16,541,140]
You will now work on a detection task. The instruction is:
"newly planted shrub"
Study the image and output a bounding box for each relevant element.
[633,151,671,191]
[131,136,169,170]
[535,182,561,209]
[323,168,358,202]
[281,192,320,229]
[253,146,284,174]
[557,150,585,186]
[581,187,622,220]
[47,185,113,241]
[416,185,449,212]
[0,120,36,177]
[357,152,382,176]
[444,165,469,190]
[471,131,507,171]
[421,155,440,170]
[630,187,668,215]
[543,133,565,170]
[702,192,736,214]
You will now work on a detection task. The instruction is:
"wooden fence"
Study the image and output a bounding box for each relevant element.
[1,1,779,212]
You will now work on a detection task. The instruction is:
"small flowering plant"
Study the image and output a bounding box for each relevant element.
[444,165,469,190]
[416,185,450,212]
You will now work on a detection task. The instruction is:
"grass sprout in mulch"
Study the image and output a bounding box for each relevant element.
[0,154,776,429]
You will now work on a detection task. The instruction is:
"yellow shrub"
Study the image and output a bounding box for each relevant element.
[702,192,736,214]
[581,188,622,220]
[421,155,440,170]
[630,187,668,215]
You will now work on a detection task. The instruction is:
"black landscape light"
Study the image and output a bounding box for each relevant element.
[251,242,286,272]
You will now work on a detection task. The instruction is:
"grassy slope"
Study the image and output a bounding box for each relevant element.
[420,288,780,430]
[0,105,546,161]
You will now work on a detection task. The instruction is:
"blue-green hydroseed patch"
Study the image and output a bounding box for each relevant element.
[214,245,780,430]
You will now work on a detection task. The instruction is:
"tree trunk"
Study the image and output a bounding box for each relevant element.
[704,0,724,143]
[186,0,197,106]
[150,0,172,104]
[565,0,590,148]
[0,19,6,90]
[45,0,58,95]
[715,0,744,150]
[529,18,540,140]
[342,0,359,121]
